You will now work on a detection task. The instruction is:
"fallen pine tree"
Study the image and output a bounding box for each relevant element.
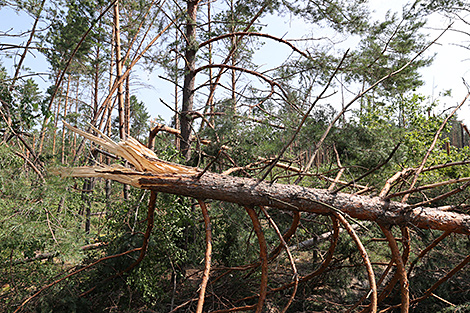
[32,122,470,313]
[55,123,470,235]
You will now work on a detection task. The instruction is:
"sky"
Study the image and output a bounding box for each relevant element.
[1,1,469,127]
[253,1,470,124]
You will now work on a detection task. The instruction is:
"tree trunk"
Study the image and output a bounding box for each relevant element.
[61,75,71,164]
[60,166,470,235]
[114,0,126,141]
[57,124,470,236]
[114,1,130,200]
[174,25,180,150]
[180,0,199,160]
[51,89,62,155]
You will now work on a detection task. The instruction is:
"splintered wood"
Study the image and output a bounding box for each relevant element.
[62,122,198,174]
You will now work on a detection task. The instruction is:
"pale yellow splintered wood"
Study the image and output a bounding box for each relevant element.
[53,164,143,188]
[63,122,198,175]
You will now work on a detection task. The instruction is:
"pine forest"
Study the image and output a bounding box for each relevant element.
[2,0,470,312]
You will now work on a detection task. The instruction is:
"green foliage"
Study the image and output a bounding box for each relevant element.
[111,95,151,141]
[288,0,370,34]
[0,67,44,132]
[346,12,432,98]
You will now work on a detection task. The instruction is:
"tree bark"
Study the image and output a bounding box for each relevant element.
[59,166,470,235]
[114,0,126,141]
[61,75,71,164]
[180,0,199,160]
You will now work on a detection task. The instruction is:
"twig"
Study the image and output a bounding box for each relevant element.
[235,216,339,302]
[260,206,298,313]
[430,293,455,307]
[268,211,300,259]
[333,143,400,193]
[386,177,470,200]
[244,206,268,313]
[199,31,311,59]
[196,199,212,313]
[259,49,349,183]
[334,213,377,313]
[79,190,157,298]
[13,248,141,313]
[408,181,470,209]
[380,168,414,198]
[381,253,470,312]
[408,231,451,276]
[13,151,44,183]
[300,25,453,182]
[328,144,345,191]
[360,228,410,313]
[379,225,409,313]
[197,149,222,178]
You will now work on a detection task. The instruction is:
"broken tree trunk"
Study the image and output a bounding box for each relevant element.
[55,123,470,235]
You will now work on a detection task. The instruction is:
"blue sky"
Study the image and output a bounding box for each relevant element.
[1,1,469,127]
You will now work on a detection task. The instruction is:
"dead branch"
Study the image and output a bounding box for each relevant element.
[260,206,298,313]
[148,123,211,149]
[244,206,268,313]
[386,177,470,199]
[13,151,44,182]
[196,199,212,313]
[268,211,300,258]
[336,212,377,313]
[199,31,310,59]
[235,216,339,303]
[328,144,345,191]
[289,222,362,251]
[379,225,409,313]
[333,143,400,193]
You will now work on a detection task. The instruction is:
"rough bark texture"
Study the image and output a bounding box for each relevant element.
[140,173,470,234]
[180,0,199,160]
[60,167,470,235]
[114,1,126,141]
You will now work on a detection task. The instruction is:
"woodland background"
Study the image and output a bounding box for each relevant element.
[1,0,470,312]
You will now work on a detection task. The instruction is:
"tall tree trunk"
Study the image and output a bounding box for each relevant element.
[125,75,130,138]
[124,75,131,199]
[72,78,80,158]
[51,91,62,155]
[180,0,199,160]
[230,0,237,105]
[93,37,101,118]
[61,75,71,164]
[3,0,46,143]
[114,0,129,200]
[174,26,180,150]
[38,72,61,155]
[114,0,126,141]
[208,0,214,125]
